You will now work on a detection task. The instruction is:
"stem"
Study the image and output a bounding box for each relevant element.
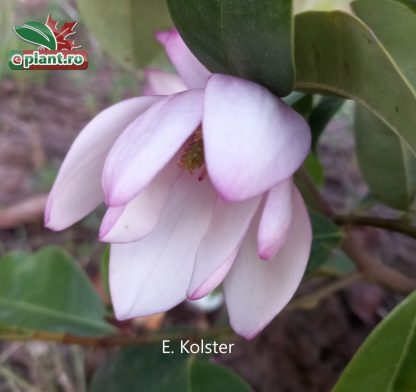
[0,194,47,229]
[299,169,416,295]
[286,272,362,311]
[335,215,416,241]
[342,234,416,294]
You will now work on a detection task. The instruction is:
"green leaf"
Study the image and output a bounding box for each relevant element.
[90,344,188,391]
[77,0,172,68]
[304,153,324,187]
[397,0,416,37]
[13,21,57,50]
[307,211,343,273]
[309,96,344,150]
[354,105,416,210]
[0,246,115,336]
[295,11,416,155]
[352,0,416,87]
[284,92,313,116]
[323,250,356,275]
[167,0,295,96]
[285,93,322,189]
[90,345,251,391]
[350,1,416,210]
[395,0,416,14]
[333,291,416,392]
[189,360,251,392]
[100,245,110,299]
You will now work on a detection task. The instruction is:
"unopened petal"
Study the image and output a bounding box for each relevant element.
[99,161,180,243]
[204,74,311,201]
[156,29,210,89]
[258,178,294,260]
[187,195,261,300]
[110,173,216,319]
[45,96,160,230]
[143,68,187,95]
[224,188,312,339]
[103,89,204,206]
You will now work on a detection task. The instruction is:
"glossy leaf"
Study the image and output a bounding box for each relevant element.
[351,0,416,210]
[0,247,114,336]
[323,250,356,275]
[395,0,416,13]
[100,245,111,298]
[189,360,251,392]
[285,92,313,116]
[352,0,416,86]
[354,106,416,210]
[309,96,344,150]
[304,153,324,187]
[167,0,295,96]
[90,344,188,391]
[285,93,320,187]
[13,22,57,50]
[295,11,416,155]
[307,211,343,273]
[90,344,251,391]
[77,0,172,68]
[295,175,322,212]
[333,291,416,391]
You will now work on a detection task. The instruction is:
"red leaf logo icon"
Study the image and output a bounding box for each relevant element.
[45,14,80,51]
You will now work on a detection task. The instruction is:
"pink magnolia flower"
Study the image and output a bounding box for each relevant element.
[45,29,312,339]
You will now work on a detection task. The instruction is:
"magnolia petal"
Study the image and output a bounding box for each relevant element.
[258,178,294,260]
[203,74,311,201]
[156,29,210,89]
[224,188,312,339]
[99,161,180,243]
[103,89,204,206]
[143,68,187,95]
[110,173,216,319]
[187,195,261,300]
[45,96,160,231]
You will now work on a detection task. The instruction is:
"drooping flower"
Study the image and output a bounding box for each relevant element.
[45,28,312,339]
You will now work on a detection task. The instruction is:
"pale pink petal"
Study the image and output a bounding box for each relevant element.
[224,188,312,339]
[103,89,204,206]
[99,161,180,243]
[187,195,261,300]
[45,96,161,231]
[203,74,311,201]
[143,68,187,95]
[258,178,294,260]
[156,29,210,89]
[110,174,216,319]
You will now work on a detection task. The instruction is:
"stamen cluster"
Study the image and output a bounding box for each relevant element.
[179,128,205,174]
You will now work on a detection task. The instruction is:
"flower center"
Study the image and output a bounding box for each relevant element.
[179,128,206,178]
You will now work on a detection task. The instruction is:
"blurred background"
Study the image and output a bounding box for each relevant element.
[0,0,414,391]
